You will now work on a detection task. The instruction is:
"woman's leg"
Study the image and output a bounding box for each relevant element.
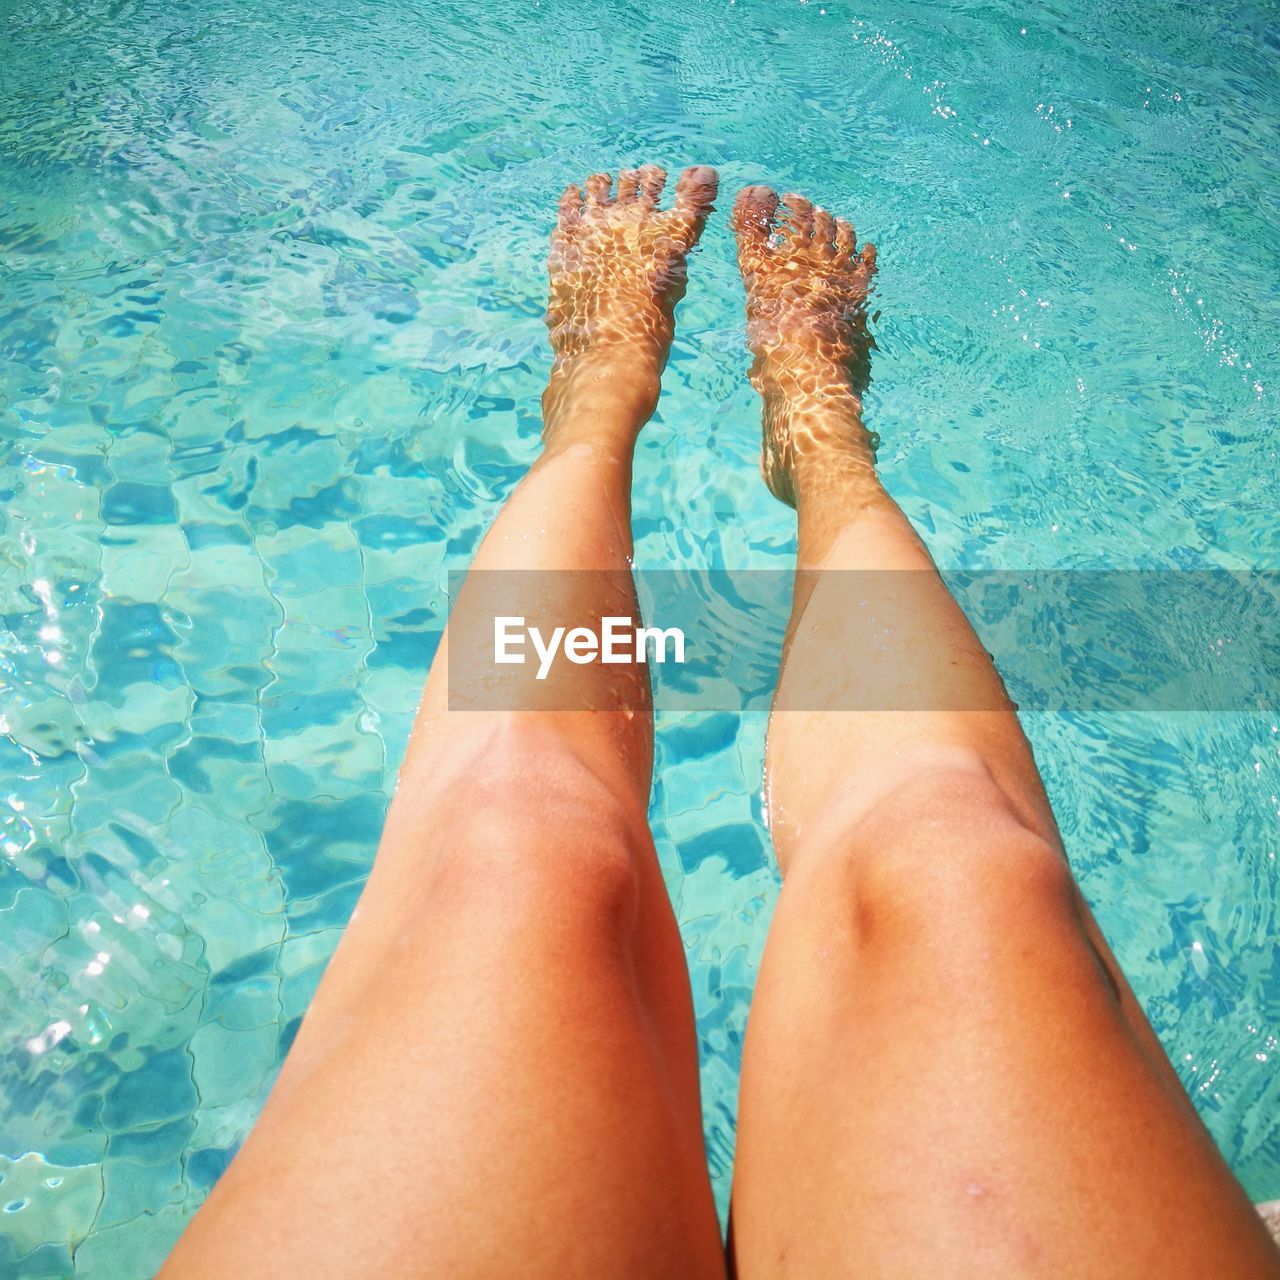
[161,165,726,1280]
[727,186,1280,1278]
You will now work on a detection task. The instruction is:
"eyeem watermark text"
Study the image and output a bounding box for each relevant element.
[494,616,686,680]
[450,569,1280,711]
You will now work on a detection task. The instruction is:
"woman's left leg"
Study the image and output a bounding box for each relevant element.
[160,164,726,1280]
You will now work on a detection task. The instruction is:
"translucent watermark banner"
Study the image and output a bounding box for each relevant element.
[445,570,1280,713]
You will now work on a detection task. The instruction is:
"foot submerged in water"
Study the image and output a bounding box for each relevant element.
[544,164,717,429]
[731,185,877,506]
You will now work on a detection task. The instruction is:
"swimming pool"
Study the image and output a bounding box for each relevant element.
[1,0,1277,1271]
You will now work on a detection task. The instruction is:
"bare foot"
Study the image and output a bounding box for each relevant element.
[544,164,717,429]
[731,186,877,506]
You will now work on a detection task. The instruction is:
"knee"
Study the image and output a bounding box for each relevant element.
[796,760,1082,952]
[422,721,651,929]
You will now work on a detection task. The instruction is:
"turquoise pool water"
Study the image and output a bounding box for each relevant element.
[2,0,1278,1271]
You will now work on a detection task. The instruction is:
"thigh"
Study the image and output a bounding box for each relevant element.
[730,775,1280,1279]
[162,733,725,1280]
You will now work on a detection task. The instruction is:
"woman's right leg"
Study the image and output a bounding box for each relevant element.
[727,186,1280,1279]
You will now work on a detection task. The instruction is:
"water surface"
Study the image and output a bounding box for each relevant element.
[1,0,1278,1272]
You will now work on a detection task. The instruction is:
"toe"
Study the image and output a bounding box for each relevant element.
[558,183,584,231]
[813,206,836,254]
[670,165,718,244]
[637,163,667,207]
[780,192,813,245]
[834,217,856,257]
[732,185,780,264]
[674,165,718,216]
[617,168,640,203]
[858,241,878,276]
[585,172,613,206]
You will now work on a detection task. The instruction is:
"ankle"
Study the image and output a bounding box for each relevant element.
[755,349,869,442]
[790,428,878,488]
[776,394,879,493]
[754,343,862,401]
[542,349,662,435]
